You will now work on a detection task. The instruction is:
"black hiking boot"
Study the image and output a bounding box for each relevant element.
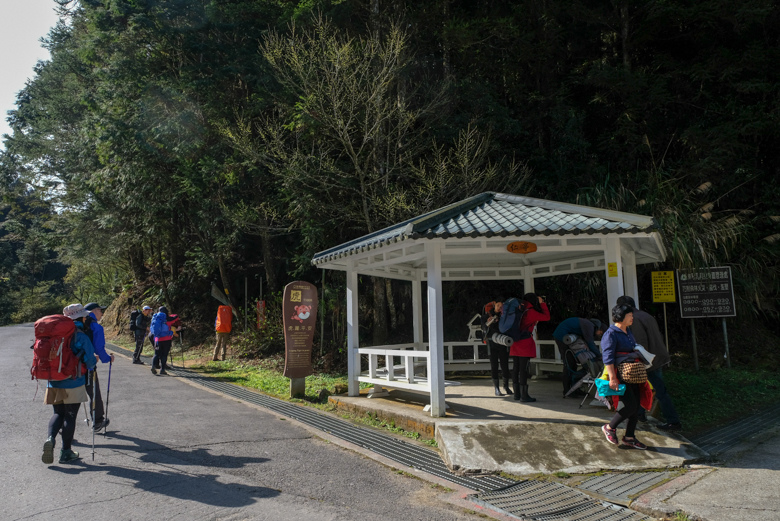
[93,418,110,432]
[492,379,503,396]
[520,385,537,403]
[151,367,157,375]
[42,436,55,465]
[59,449,80,464]
[503,378,513,396]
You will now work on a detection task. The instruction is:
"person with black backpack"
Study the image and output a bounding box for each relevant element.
[131,306,153,364]
[41,304,97,464]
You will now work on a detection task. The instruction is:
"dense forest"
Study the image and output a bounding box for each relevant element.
[2,0,779,366]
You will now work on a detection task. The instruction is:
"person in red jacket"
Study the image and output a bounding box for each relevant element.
[509,293,550,402]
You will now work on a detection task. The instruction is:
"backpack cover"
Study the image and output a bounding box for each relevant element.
[30,315,84,381]
[130,309,141,331]
[167,314,181,329]
[215,305,232,333]
[150,312,169,338]
[498,298,532,342]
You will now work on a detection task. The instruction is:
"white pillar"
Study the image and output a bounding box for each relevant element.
[426,242,446,417]
[346,267,360,397]
[604,237,625,315]
[412,271,424,349]
[622,248,638,304]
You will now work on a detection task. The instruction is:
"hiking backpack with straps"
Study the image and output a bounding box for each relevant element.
[498,298,533,342]
[130,309,141,331]
[30,315,85,381]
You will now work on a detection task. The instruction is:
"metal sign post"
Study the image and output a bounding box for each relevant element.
[677,267,737,370]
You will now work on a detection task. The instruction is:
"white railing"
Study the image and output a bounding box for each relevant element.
[357,339,573,392]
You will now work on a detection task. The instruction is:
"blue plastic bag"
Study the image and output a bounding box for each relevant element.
[595,378,626,397]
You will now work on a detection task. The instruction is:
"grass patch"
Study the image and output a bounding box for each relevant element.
[664,367,780,433]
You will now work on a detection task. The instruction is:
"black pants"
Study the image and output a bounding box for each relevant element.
[555,338,572,393]
[85,371,105,423]
[48,403,80,450]
[608,382,641,437]
[512,356,532,389]
[488,341,511,381]
[153,339,172,372]
[133,329,146,360]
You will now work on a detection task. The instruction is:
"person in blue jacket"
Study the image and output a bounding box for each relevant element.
[83,302,114,431]
[150,306,175,375]
[43,304,97,464]
[553,316,604,395]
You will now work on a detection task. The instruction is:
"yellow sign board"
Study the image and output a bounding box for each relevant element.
[652,271,676,303]
[607,262,618,277]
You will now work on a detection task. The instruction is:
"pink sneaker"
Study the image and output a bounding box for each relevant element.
[621,437,648,450]
[602,424,618,445]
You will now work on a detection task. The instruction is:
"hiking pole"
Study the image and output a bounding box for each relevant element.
[82,402,91,427]
[103,360,112,435]
[90,369,96,460]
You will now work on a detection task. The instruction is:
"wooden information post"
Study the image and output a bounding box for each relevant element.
[282,281,318,397]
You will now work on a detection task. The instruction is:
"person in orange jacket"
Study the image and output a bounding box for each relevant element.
[213,305,233,361]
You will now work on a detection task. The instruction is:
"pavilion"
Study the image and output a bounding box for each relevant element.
[311,192,667,417]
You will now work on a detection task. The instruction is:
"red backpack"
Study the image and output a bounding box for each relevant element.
[30,315,84,381]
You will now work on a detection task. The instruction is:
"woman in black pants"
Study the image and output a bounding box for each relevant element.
[600,304,649,449]
[482,301,512,396]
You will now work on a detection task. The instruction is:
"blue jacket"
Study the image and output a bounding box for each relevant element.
[600,325,637,366]
[150,312,173,341]
[553,317,600,355]
[87,312,110,364]
[48,321,97,389]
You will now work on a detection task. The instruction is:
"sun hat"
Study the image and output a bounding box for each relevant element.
[63,303,90,320]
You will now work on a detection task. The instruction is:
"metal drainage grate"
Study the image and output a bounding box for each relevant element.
[469,481,652,521]
[119,345,514,492]
[688,402,780,456]
[576,471,677,504]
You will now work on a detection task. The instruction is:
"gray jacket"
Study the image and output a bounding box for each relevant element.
[629,308,670,370]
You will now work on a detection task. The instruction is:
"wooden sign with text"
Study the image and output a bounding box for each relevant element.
[282,281,318,379]
[506,241,537,254]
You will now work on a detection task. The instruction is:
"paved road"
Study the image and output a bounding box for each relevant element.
[1,323,487,521]
[635,423,780,521]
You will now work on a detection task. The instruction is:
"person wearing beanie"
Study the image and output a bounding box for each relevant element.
[552,316,605,396]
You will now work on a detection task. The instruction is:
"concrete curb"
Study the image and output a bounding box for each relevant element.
[630,467,715,520]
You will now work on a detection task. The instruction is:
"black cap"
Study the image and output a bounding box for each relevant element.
[158,306,169,315]
[84,302,106,311]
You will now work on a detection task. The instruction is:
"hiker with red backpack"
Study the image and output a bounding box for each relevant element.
[83,302,113,431]
[36,304,97,464]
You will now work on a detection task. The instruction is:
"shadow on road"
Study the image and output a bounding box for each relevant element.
[49,431,280,507]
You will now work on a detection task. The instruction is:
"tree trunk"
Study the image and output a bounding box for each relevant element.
[261,228,278,293]
[129,244,147,281]
[217,255,241,320]
[620,4,631,70]
[385,279,397,330]
[155,241,173,310]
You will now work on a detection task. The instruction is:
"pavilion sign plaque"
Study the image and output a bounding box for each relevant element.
[282,281,318,379]
[507,241,537,254]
